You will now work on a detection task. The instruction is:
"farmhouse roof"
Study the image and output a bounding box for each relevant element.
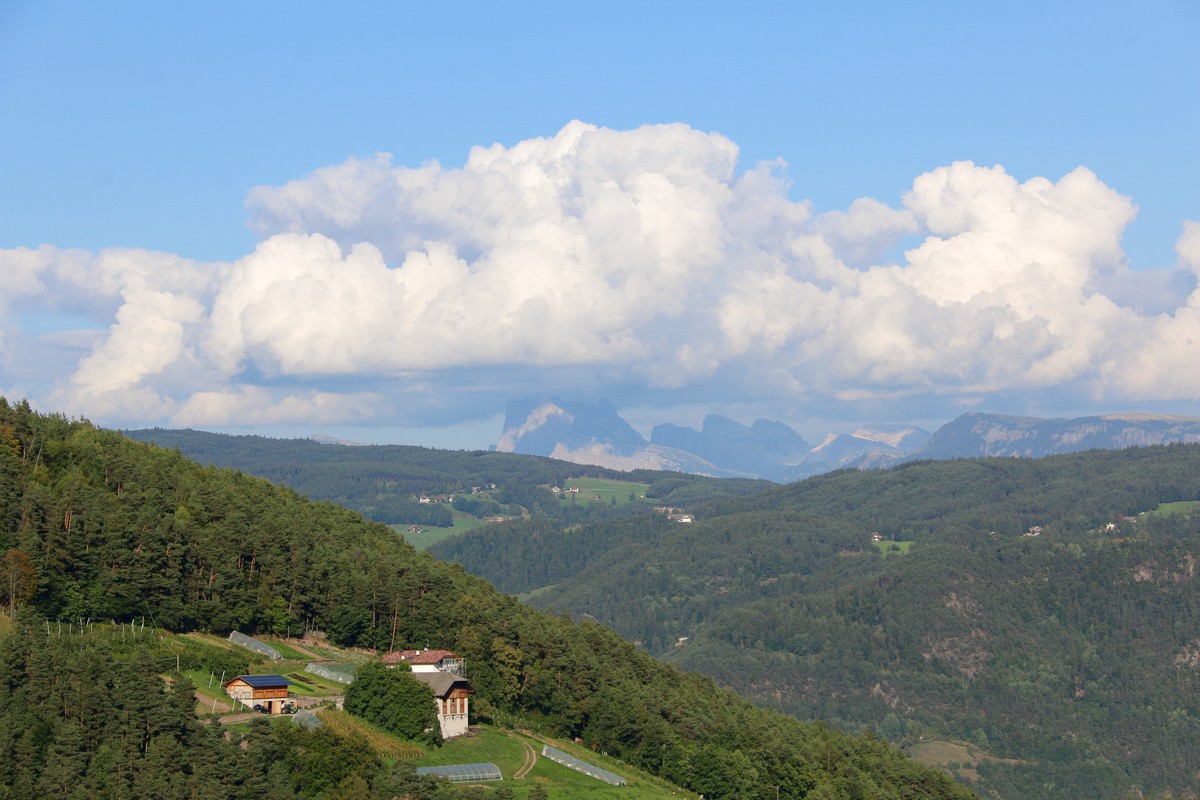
[382,649,460,665]
[226,674,291,689]
[411,671,472,698]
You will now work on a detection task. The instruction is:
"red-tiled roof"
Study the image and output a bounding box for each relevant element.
[381,649,460,665]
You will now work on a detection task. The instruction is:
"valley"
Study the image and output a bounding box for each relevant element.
[2,399,971,799]
[120,413,1200,798]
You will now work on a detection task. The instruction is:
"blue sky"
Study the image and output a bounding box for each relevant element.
[1,1,1198,447]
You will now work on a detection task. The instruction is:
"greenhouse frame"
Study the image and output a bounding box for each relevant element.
[415,763,502,783]
[227,630,280,661]
[291,710,323,730]
[542,745,626,786]
[304,662,356,684]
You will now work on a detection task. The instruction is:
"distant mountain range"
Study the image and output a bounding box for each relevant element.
[494,397,1200,481]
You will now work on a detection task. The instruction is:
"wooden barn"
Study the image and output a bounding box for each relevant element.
[224,674,292,714]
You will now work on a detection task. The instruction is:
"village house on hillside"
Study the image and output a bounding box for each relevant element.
[382,649,472,739]
[224,674,292,715]
[382,649,464,674]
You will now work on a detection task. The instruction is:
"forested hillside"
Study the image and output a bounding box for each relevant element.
[0,399,971,800]
[122,427,770,527]
[436,448,1200,799]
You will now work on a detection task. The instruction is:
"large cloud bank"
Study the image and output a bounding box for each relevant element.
[2,121,1198,430]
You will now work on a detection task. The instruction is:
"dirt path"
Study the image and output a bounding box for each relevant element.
[195,692,232,714]
[217,712,261,725]
[283,641,323,659]
[509,732,538,779]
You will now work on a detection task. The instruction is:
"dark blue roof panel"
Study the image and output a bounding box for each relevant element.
[235,674,291,688]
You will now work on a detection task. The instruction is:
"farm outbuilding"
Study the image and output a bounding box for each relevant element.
[224,674,292,714]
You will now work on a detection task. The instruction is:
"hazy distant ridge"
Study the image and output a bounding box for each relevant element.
[496,399,1200,481]
[908,412,1200,461]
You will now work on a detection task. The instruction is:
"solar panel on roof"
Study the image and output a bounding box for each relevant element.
[415,763,502,783]
[236,674,290,687]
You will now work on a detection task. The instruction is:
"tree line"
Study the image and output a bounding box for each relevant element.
[1,398,973,800]
[436,443,1200,799]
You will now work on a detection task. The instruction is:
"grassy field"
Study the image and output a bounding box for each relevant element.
[280,667,346,697]
[185,668,236,715]
[418,725,529,771]
[560,476,650,506]
[516,583,560,603]
[908,740,982,782]
[1145,500,1200,518]
[875,540,913,558]
[419,726,697,799]
[908,738,1025,786]
[264,639,313,660]
[394,510,487,550]
[181,631,239,650]
[289,642,373,663]
[394,477,652,549]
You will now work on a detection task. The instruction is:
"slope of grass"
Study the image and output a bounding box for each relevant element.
[394,510,488,550]
[874,540,913,558]
[422,726,697,800]
[561,477,650,505]
[1145,500,1200,517]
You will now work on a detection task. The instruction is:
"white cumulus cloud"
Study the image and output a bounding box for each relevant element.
[4,121,1199,433]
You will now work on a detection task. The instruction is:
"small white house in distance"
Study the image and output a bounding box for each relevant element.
[382,649,471,738]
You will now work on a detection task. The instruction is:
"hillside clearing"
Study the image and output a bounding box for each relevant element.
[1145,500,1200,517]
[561,476,650,505]
[875,540,913,557]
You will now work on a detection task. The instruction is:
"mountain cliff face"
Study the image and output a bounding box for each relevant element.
[908,412,1200,460]
[495,399,1200,481]
[496,397,932,479]
[799,424,930,474]
[495,396,646,456]
[651,415,813,480]
[494,396,734,474]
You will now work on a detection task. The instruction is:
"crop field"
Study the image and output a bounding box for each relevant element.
[266,640,313,660]
[181,631,238,650]
[317,709,425,759]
